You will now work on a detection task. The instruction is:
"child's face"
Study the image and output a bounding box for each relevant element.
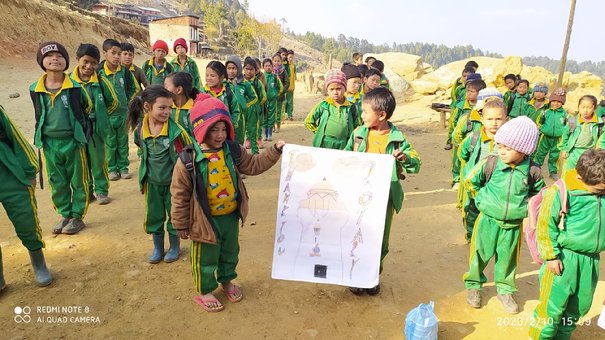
[497,144,526,165]
[287,54,294,63]
[272,56,282,67]
[121,50,134,67]
[164,77,181,97]
[550,100,563,110]
[346,77,362,94]
[367,58,376,67]
[280,52,287,61]
[481,107,507,135]
[364,75,380,91]
[205,68,222,88]
[466,87,479,102]
[578,99,595,120]
[153,48,167,61]
[505,78,516,90]
[77,55,99,78]
[104,46,122,67]
[361,102,387,130]
[42,52,67,72]
[263,62,272,73]
[203,121,227,149]
[534,91,546,100]
[144,97,173,123]
[175,45,187,56]
[226,63,238,79]
[517,83,528,95]
[327,83,345,103]
[243,65,255,80]
[461,71,471,82]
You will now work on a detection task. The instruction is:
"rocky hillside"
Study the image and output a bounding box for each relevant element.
[0,0,150,59]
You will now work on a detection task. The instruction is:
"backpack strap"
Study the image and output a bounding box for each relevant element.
[483,155,498,183]
[469,130,480,155]
[553,179,568,230]
[466,114,473,132]
[567,116,576,134]
[178,145,216,230]
[225,85,234,112]
[30,91,43,139]
[68,87,93,142]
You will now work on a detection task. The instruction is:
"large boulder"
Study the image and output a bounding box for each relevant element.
[383,68,409,96]
[363,52,429,81]
[410,79,439,95]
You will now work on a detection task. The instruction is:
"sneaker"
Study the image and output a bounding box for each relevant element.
[63,218,86,235]
[96,194,110,205]
[365,284,381,296]
[109,172,120,181]
[451,182,460,190]
[348,287,365,295]
[549,173,560,181]
[466,289,481,308]
[444,143,453,150]
[244,140,251,149]
[51,218,71,234]
[497,294,519,314]
[120,171,133,180]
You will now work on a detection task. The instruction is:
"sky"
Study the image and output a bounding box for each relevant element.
[247,0,604,62]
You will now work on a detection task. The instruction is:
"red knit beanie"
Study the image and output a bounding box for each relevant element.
[152,40,169,53]
[324,69,347,90]
[173,38,188,53]
[190,93,234,144]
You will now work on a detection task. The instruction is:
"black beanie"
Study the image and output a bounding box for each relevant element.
[341,63,361,80]
[76,43,100,62]
[36,41,69,71]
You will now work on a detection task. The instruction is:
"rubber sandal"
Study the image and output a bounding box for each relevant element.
[193,295,224,312]
[224,284,243,303]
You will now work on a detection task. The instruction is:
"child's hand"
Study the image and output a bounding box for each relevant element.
[561,152,568,159]
[274,141,286,152]
[178,230,190,240]
[392,149,407,162]
[546,259,563,275]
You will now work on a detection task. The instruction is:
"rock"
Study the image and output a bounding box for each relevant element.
[363,52,428,81]
[410,80,439,95]
[383,68,409,96]
[9,92,20,98]
[305,329,319,338]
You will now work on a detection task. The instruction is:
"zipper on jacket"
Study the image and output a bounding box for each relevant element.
[596,196,602,253]
[502,170,514,220]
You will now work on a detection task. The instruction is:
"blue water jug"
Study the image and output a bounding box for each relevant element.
[404,301,438,340]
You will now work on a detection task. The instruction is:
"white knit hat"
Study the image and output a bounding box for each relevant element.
[494,116,539,155]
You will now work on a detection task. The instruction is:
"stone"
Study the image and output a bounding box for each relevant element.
[9,92,20,98]
[410,80,439,95]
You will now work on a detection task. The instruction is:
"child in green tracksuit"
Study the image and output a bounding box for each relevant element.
[129,85,193,264]
[243,57,266,154]
[165,71,200,138]
[450,65,476,110]
[344,87,421,295]
[120,42,149,89]
[71,44,119,205]
[305,69,359,150]
[284,50,296,120]
[142,40,173,86]
[170,38,201,90]
[559,95,605,177]
[0,106,52,288]
[273,53,289,132]
[508,79,531,118]
[457,97,507,242]
[170,93,284,312]
[446,73,482,150]
[31,41,93,235]
[226,56,258,146]
[370,60,390,90]
[534,88,567,180]
[503,74,519,111]
[525,83,549,122]
[98,39,138,181]
[464,116,545,314]
[597,99,605,118]
[529,149,605,339]
[262,58,283,142]
[201,61,243,143]
[341,63,363,122]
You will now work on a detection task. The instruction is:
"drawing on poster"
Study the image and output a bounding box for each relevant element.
[272,144,394,288]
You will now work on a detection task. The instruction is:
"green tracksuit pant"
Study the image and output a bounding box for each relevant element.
[264,99,277,130]
[234,112,246,146]
[0,163,44,250]
[451,145,461,184]
[285,92,294,119]
[464,213,521,294]
[380,201,395,274]
[319,136,348,150]
[463,199,480,242]
[43,138,90,219]
[534,135,561,175]
[88,130,109,195]
[190,212,239,294]
[106,114,129,173]
[257,105,266,141]
[143,182,175,235]
[529,248,599,339]
[276,97,285,126]
[245,108,259,154]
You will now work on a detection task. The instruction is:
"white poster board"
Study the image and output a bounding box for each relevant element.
[271,144,394,288]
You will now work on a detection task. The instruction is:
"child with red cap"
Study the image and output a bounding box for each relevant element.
[142,40,173,86]
[304,69,360,150]
[170,93,285,312]
[170,38,201,90]
[463,116,545,314]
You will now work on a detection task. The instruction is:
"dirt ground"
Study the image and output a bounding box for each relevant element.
[1,56,605,339]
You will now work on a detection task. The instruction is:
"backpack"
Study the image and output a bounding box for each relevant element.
[526,180,568,265]
[567,115,605,136]
[468,130,481,155]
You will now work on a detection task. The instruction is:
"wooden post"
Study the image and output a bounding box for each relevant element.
[328,54,333,70]
[557,0,576,87]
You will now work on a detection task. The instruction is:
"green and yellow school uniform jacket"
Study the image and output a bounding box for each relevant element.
[170,98,194,137]
[559,114,605,153]
[503,90,515,108]
[142,58,173,86]
[170,56,201,89]
[134,115,192,191]
[525,98,549,122]
[70,67,119,138]
[380,73,390,90]
[449,99,474,138]
[508,92,531,118]
[277,68,289,94]
[304,97,359,148]
[284,62,296,92]
[346,91,362,125]
[201,83,241,127]
[30,73,92,148]
[264,71,283,100]
[465,156,545,228]
[597,103,605,118]
[0,106,39,186]
[537,169,605,260]
[452,108,481,147]
[98,62,137,115]
[537,107,567,138]
[449,77,464,107]
[457,127,497,208]
[128,64,149,89]
[233,79,259,114]
[344,122,421,213]
[247,76,267,106]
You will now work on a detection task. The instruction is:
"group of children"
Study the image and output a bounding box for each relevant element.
[445,61,605,338]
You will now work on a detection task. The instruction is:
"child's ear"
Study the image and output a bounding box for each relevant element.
[143,102,151,112]
[378,111,387,121]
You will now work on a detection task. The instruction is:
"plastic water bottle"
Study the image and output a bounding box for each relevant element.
[404,301,438,340]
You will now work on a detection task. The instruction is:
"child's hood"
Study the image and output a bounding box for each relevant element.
[226,55,244,83]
